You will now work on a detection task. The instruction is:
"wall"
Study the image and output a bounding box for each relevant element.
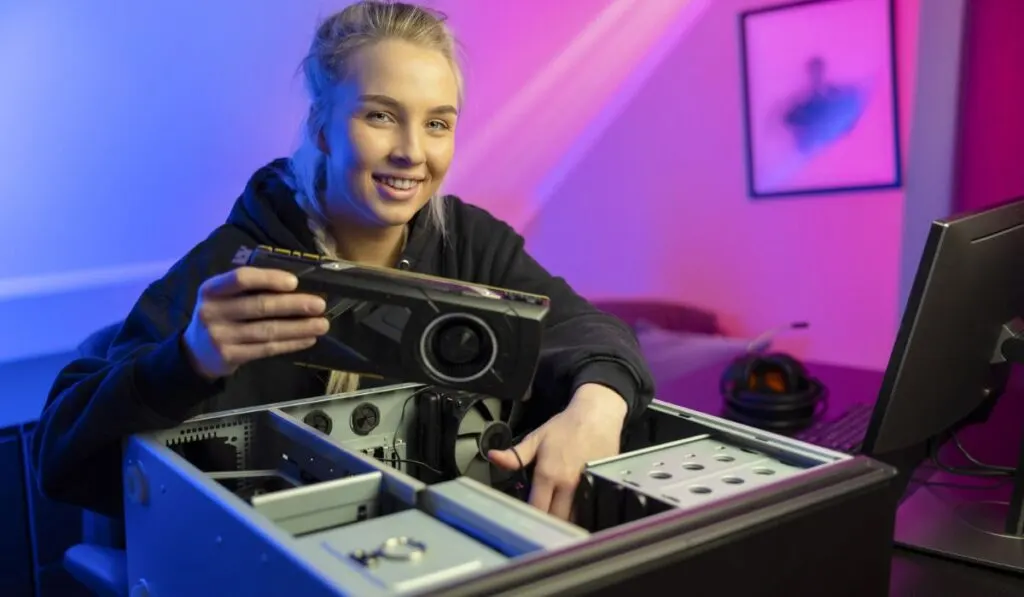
[0,0,675,365]
[898,0,967,315]
[954,2,1024,213]
[434,0,706,227]
[0,0,341,363]
[525,0,922,371]
[0,0,957,379]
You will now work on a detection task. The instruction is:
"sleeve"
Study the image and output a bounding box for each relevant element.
[473,211,656,422]
[30,263,228,517]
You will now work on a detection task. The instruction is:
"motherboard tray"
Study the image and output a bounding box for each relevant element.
[122,384,899,596]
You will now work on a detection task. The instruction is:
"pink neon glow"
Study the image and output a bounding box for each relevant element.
[0,0,929,372]
[956,1,1024,213]
[525,0,921,371]
[436,0,701,229]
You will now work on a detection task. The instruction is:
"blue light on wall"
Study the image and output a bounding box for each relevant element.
[0,0,353,365]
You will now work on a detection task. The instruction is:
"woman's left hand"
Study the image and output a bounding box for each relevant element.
[488,383,628,520]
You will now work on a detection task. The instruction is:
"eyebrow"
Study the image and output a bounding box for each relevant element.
[358,94,459,116]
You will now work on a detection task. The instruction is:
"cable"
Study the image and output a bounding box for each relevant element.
[951,432,1016,473]
[505,431,533,489]
[387,386,530,492]
[928,432,1017,478]
[913,456,1011,490]
[501,399,531,492]
[390,458,443,475]
[476,429,530,495]
[746,321,810,353]
[505,446,529,494]
[915,477,1012,491]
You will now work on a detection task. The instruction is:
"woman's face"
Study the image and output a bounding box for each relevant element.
[319,39,459,228]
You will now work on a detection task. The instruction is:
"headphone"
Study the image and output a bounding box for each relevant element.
[719,352,827,432]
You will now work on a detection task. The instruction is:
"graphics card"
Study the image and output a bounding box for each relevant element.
[232,245,549,401]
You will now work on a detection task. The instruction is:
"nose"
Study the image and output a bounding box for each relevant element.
[389,126,426,167]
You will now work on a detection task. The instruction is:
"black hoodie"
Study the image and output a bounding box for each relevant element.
[31,159,655,517]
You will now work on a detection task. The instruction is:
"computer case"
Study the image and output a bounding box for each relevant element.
[121,385,899,596]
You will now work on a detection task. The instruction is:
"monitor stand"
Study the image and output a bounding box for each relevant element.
[893,320,1024,574]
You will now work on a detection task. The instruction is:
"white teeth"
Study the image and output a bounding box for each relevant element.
[379,176,419,190]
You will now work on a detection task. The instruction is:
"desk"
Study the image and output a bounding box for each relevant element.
[655,360,1024,597]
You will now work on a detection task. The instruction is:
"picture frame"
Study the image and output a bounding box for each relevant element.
[738,0,901,198]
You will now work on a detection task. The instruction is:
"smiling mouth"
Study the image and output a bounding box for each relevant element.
[373,175,423,191]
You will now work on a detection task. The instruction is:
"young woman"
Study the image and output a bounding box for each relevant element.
[32,1,654,522]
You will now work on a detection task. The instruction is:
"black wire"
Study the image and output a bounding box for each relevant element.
[951,433,1016,473]
[506,445,530,493]
[496,430,532,492]
[915,477,1011,491]
[386,386,530,492]
[928,432,1016,477]
[390,457,443,475]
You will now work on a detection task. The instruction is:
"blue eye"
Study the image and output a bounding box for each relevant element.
[428,120,451,131]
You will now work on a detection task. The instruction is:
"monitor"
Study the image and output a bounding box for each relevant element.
[861,196,1024,573]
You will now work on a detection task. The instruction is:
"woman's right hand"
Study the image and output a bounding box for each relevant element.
[182,266,329,380]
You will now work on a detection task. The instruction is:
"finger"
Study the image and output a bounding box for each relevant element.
[201,267,299,298]
[486,448,524,471]
[218,317,330,344]
[506,431,541,467]
[528,474,556,514]
[549,484,576,521]
[223,337,318,364]
[215,293,326,321]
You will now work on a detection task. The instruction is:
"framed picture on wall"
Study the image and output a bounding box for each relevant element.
[739,0,901,198]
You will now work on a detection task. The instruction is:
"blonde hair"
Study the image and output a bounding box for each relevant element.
[284,1,464,396]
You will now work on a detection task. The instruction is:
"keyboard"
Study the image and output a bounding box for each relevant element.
[794,402,874,453]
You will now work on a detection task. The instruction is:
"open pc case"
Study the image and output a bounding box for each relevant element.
[119,383,899,597]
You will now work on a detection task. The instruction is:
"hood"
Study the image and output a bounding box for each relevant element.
[225,158,318,252]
